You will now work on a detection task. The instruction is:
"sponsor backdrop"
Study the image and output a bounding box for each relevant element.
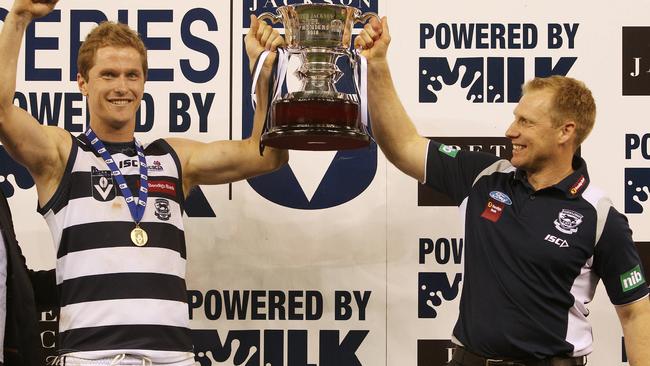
[0,0,648,365]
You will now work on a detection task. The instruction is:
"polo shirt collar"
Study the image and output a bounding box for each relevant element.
[513,155,590,199]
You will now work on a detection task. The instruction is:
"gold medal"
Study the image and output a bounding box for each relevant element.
[130,226,148,246]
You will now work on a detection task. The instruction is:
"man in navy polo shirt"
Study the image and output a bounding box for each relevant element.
[355,18,650,365]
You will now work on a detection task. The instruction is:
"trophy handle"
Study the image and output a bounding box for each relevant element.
[354,12,380,25]
[257,12,281,24]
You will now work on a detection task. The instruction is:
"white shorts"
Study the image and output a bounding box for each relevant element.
[53,353,195,366]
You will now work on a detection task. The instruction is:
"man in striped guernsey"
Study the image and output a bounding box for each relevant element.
[356,18,650,365]
[0,0,288,365]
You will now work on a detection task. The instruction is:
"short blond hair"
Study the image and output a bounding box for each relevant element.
[77,21,148,80]
[522,76,596,147]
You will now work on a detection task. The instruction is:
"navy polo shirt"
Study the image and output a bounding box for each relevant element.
[424,140,648,359]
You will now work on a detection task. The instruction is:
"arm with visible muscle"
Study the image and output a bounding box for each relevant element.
[617,298,650,365]
[355,17,429,182]
[0,0,70,205]
[168,15,288,194]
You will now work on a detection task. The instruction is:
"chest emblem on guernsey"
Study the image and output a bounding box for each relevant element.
[149,160,164,172]
[154,198,171,221]
[554,209,583,234]
[481,191,512,222]
[91,166,116,201]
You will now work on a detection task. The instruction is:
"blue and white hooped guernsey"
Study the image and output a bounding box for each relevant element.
[38,133,194,364]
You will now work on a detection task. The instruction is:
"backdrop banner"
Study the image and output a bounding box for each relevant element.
[0,1,648,365]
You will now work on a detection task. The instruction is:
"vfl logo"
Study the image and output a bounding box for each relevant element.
[154,198,171,221]
[625,168,650,214]
[554,209,583,234]
[418,272,462,318]
[0,147,34,197]
[91,167,116,201]
[241,38,376,209]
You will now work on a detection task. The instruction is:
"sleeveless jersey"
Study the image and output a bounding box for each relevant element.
[38,133,193,363]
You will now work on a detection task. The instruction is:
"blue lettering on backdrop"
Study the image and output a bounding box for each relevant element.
[192,329,368,366]
[418,238,464,318]
[418,23,579,103]
[419,57,577,103]
[139,10,174,81]
[626,133,650,160]
[188,289,370,365]
[0,7,220,82]
[169,93,215,133]
[241,36,376,209]
[26,11,61,81]
[181,8,220,83]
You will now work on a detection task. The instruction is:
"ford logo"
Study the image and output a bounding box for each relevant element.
[489,191,512,205]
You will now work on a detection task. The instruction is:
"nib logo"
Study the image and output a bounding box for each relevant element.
[620,265,646,293]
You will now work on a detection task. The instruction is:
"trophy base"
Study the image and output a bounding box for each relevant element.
[262,98,370,151]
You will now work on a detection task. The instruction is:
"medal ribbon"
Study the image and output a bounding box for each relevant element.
[85,128,148,225]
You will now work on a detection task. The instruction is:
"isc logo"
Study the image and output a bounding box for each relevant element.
[544,234,569,248]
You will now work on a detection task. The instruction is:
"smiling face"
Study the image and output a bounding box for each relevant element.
[505,89,564,174]
[77,46,145,137]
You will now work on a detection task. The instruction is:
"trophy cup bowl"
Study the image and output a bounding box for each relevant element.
[258,4,378,151]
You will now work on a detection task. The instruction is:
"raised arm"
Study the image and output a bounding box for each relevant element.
[616,298,650,365]
[355,17,429,182]
[167,15,288,194]
[0,0,71,205]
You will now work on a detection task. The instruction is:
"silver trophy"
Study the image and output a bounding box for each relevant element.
[257,4,378,150]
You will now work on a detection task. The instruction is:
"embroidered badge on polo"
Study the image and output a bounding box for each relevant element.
[489,191,512,205]
[620,265,646,292]
[481,198,505,222]
[554,209,583,234]
[569,175,586,196]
